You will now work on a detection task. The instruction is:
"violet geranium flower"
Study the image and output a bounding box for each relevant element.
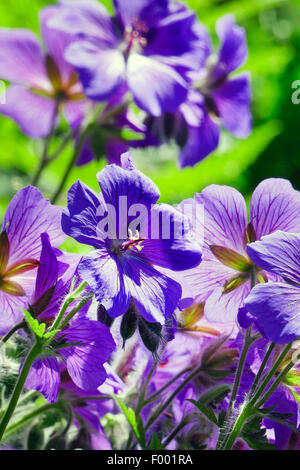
[24,233,115,403]
[0,186,66,336]
[179,179,300,323]
[48,0,206,116]
[0,6,88,138]
[62,152,202,325]
[245,231,300,344]
[146,15,251,167]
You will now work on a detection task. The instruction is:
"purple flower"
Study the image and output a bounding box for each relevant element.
[0,6,88,138]
[48,0,205,116]
[146,15,251,167]
[24,235,115,402]
[179,179,300,323]
[0,186,66,336]
[245,231,300,343]
[62,152,202,325]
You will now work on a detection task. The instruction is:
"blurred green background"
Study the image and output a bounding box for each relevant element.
[0,0,300,221]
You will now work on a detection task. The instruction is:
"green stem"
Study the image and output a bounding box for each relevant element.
[0,341,43,441]
[162,415,191,448]
[247,343,292,409]
[3,403,62,441]
[51,282,88,331]
[249,342,276,396]
[255,359,295,409]
[32,99,60,187]
[227,327,257,412]
[1,321,25,346]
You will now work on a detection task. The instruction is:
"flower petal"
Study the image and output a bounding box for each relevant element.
[245,282,300,343]
[62,180,103,248]
[247,231,300,284]
[59,318,115,391]
[3,186,66,266]
[113,0,168,29]
[213,74,252,138]
[0,28,49,88]
[24,357,60,403]
[205,281,250,324]
[122,255,182,324]
[250,178,300,240]
[127,54,188,116]
[0,85,57,138]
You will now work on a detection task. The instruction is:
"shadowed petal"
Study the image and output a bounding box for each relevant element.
[24,357,60,403]
[2,186,66,265]
[78,249,130,318]
[195,185,247,254]
[59,318,115,391]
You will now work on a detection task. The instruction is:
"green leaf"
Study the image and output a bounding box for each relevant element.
[187,399,218,425]
[43,330,60,340]
[113,395,144,446]
[147,432,165,450]
[241,414,275,450]
[198,384,231,406]
[23,309,46,339]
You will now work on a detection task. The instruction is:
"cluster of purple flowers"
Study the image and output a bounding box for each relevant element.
[1,148,300,449]
[0,0,252,167]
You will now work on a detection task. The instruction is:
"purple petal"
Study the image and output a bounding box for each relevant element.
[40,6,75,85]
[179,110,220,168]
[205,281,251,323]
[59,318,115,391]
[64,41,125,101]
[63,100,89,130]
[247,231,300,284]
[24,357,60,403]
[250,178,300,240]
[48,0,117,44]
[78,249,130,318]
[0,292,26,336]
[245,282,300,343]
[127,54,188,116]
[195,184,247,254]
[62,180,103,248]
[34,233,58,302]
[113,0,168,29]
[213,14,248,79]
[140,204,202,271]
[97,157,160,213]
[122,255,182,323]
[3,186,66,266]
[0,28,49,88]
[213,74,252,138]
[0,85,57,138]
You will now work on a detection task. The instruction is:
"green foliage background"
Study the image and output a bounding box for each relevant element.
[0,0,300,220]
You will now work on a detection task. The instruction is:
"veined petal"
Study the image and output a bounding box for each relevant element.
[250,178,300,240]
[247,231,300,284]
[205,280,251,323]
[213,14,248,79]
[78,249,130,318]
[0,291,26,336]
[213,74,252,138]
[2,186,66,265]
[122,254,182,324]
[195,184,247,254]
[59,318,115,391]
[245,282,300,343]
